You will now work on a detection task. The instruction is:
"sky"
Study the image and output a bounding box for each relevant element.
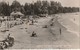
[0,0,80,7]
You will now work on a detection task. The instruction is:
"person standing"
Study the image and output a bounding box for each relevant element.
[60,28,61,35]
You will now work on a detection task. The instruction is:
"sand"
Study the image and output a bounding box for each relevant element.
[0,12,79,49]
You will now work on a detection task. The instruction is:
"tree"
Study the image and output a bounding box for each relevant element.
[20,5,25,14]
[11,0,21,12]
[24,3,33,15]
[41,0,49,14]
[0,3,3,15]
[34,0,42,14]
[49,1,57,14]
[0,1,10,16]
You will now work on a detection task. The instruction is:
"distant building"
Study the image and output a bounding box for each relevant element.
[10,11,24,20]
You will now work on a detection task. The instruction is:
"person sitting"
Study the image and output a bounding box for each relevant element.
[43,25,48,28]
[50,23,54,26]
[31,31,37,37]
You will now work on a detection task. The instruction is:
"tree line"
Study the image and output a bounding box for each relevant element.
[0,0,79,16]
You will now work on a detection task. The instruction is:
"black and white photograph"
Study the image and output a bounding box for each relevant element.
[0,0,80,49]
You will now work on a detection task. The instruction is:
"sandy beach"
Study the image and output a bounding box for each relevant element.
[0,12,79,49]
